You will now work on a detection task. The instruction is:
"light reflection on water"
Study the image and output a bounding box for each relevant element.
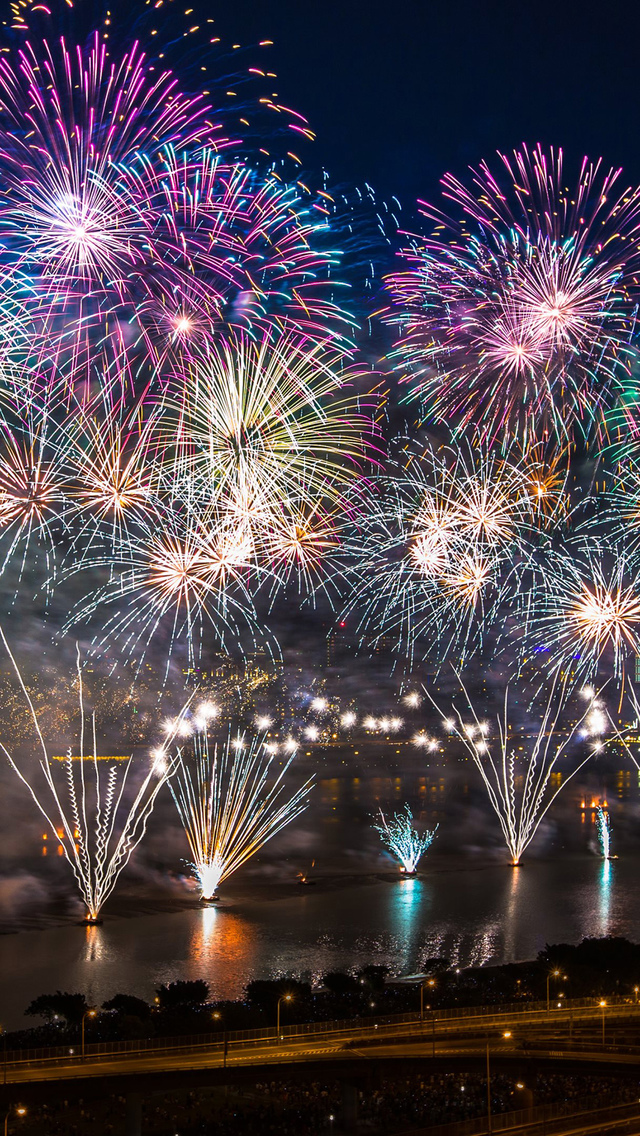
[2,769,640,1029]
[0,854,638,1030]
[598,859,612,938]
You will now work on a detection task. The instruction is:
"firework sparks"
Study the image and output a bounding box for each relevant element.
[0,634,184,920]
[434,674,605,865]
[373,804,438,874]
[169,727,313,900]
[386,144,640,445]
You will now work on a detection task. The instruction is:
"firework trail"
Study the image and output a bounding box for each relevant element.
[432,674,606,865]
[0,633,184,920]
[373,804,438,874]
[595,805,611,860]
[169,724,313,900]
[386,144,640,445]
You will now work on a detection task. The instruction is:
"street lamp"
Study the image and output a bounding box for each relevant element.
[546,969,561,1011]
[420,978,436,1021]
[213,1012,228,1069]
[634,986,639,1005]
[81,1009,96,1059]
[599,1000,606,1046]
[276,994,292,1038]
[4,1107,26,1136]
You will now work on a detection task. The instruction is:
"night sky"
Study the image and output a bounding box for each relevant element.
[212,0,640,208]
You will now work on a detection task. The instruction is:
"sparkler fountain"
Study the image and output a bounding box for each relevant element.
[433,676,607,866]
[170,725,314,902]
[0,634,183,922]
[373,805,438,876]
[595,806,611,861]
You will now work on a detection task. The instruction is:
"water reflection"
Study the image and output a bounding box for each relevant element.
[502,864,523,961]
[84,923,106,963]
[598,859,612,937]
[389,876,428,969]
[189,905,258,996]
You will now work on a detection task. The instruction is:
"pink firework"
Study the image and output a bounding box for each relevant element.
[386,145,640,445]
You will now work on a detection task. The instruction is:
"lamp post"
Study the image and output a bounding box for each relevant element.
[634,986,639,1005]
[4,1107,26,1136]
[420,978,436,1021]
[485,1040,492,1133]
[276,994,292,1039]
[599,1000,606,1047]
[81,1009,96,1060]
[212,1012,228,1069]
[485,1031,512,1134]
[546,969,561,1011]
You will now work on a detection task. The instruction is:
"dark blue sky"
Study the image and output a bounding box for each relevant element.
[212,0,640,210]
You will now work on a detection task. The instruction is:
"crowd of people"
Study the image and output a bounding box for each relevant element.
[9,1071,638,1135]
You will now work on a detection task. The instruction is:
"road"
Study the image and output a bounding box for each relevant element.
[4,1000,640,1086]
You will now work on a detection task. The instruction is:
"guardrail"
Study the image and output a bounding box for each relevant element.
[406,1097,640,1136]
[2,996,638,1072]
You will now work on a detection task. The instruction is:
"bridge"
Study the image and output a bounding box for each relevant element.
[3,997,640,1134]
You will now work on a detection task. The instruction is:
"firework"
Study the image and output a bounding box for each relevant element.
[522,545,640,687]
[63,399,165,555]
[0,34,213,290]
[168,330,372,507]
[169,726,313,900]
[61,502,267,675]
[373,804,438,874]
[434,675,605,865]
[125,148,354,361]
[0,635,182,921]
[386,145,640,444]
[0,407,70,594]
[595,805,611,861]
[341,438,537,671]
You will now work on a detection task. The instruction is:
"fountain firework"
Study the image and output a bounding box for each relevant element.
[373,804,438,875]
[169,725,313,900]
[432,675,607,865]
[0,633,183,921]
[595,806,611,861]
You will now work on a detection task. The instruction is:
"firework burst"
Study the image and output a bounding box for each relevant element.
[341,438,539,671]
[523,546,640,687]
[125,148,353,363]
[386,144,640,445]
[0,34,213,288]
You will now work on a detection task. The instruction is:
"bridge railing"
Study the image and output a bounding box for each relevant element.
[402,1097,640,1136]
[3,995,638,1070]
